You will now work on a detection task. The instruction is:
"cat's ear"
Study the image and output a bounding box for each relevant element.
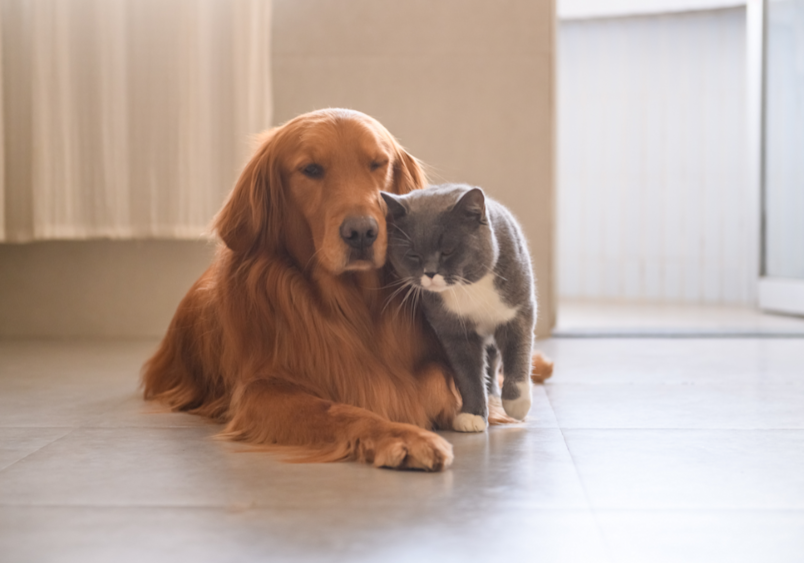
[381,192,408,220]
[453,188,487,224]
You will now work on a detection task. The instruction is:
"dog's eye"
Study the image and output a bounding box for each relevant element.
[370,160,388,172]
[301,163,324,178]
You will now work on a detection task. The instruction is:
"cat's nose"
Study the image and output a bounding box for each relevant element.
[424,271,436,279]
[340,216,379,249]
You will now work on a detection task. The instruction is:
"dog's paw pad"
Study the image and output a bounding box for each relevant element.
[452,413,487,432]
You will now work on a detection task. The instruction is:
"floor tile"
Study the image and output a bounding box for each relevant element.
[537,338,804,384]
[555,300,804,335]
[563,429,804,510]
[597,510,804,563]
[0,505,611,563]
[523,383,559,428]
[0,428,72,471]
[4,335,804,562]
[0,340,156,428]
[0,385,132,429]
[83,394,216,429]
[546,382,804,429]
[0,426,590,511]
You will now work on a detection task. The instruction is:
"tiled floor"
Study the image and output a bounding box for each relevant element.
[1,337,804,563]
[556,300,804,336]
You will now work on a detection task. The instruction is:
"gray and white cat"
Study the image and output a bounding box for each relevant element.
[381,183,536,432]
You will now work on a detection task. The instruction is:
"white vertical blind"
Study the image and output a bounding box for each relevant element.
[557,7,756,304]
[0,0,272,242]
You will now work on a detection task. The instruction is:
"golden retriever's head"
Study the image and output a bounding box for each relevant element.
[214,109,426,274]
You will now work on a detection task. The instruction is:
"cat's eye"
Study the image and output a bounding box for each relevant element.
[441,248,455,257]
[370,160,388,172]
[406,253,422,264]
[301,163,324,178]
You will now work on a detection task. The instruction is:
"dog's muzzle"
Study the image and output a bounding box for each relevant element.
[340,216,378,263]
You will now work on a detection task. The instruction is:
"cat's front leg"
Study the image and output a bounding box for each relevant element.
[438,331,489,432]
[485,344,502,398]
[497,315,534,420]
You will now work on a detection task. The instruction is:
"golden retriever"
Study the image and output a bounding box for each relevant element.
[143,109,460,470]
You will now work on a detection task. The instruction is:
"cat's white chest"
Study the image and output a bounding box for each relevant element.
[440,273,518,336]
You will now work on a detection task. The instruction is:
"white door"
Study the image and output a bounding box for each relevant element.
[757,0,804,316]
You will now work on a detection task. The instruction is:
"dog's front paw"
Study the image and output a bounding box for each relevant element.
[370,426,454,471]
[452,413,487,433]
[502,379,532,420]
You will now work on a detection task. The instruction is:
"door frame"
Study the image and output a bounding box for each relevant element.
[748,0,804,316]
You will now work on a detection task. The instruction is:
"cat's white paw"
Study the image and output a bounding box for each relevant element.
[452,413,487,432]
[502,380,532,420]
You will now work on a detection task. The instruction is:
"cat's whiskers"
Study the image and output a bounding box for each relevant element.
[382,277,416,315]
[378,277,412,291]
[409,285,423,326]
[396,283,419,320]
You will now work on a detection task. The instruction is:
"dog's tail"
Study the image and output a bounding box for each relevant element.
[531,351,554,383]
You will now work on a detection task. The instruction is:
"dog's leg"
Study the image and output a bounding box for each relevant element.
[222,379,454,471]
[413,363,461,431]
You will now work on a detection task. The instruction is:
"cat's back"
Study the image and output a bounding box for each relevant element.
[484,195,535,309]
[486,199,530,261]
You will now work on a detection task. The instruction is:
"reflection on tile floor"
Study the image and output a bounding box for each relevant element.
[1,338,804,562]
[556,300,804,336]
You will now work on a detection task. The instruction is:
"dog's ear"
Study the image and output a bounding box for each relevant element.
[214,128,283,254]
[391,146,427,195]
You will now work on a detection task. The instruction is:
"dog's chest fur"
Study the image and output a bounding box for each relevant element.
[440,273,518,336]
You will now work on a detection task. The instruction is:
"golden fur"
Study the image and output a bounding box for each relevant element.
[143,109,459,470]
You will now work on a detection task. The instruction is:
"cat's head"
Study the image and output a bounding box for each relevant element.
[381,185,498,292]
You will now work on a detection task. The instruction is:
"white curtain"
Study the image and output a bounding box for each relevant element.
[0,0,272,241]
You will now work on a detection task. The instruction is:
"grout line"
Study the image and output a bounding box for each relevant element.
[0,428,78,474]
[546,387,618,563]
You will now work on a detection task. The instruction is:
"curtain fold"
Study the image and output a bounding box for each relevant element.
[0,0,272,242]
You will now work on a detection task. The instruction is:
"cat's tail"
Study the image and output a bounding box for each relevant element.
[530,351,554,383]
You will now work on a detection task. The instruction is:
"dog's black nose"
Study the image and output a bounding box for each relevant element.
[340,216,379,249]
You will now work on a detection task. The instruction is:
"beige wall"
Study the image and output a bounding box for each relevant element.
[0,0,555,338]
[274,0,556,335]
[0,241,214,337]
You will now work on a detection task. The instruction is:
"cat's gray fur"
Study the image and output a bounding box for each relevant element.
[381,183,536,430]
